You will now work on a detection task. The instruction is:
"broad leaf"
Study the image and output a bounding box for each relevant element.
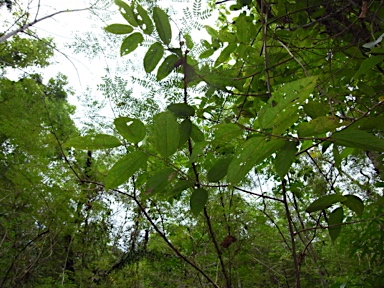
[303,101,328,119]
[215,43,237,66]
[298,116,344,137]
[120,32,144,56]
[105,151,148,190]
[144,168,176,196]
[136,4,154,34]
[66,134,121,150]
[144,42,164,73]
[178,119,192,147]
[167,103,195,117]
[306,194,347,213]
[274,141,298,179]
[172,180,194,195]
[153,111,180,157]
[153,7,172,45]
[227,137,284,184]
[190,188,208,216]
[191,124,205,142]
[332,129,384,152]
[328,207,344,242]
[207,156,233,182]
[114,117,146,144]
[353,55,384,80]
[156,54,178,80]
[212,123,242,144]
[115,0,138,27]
[105,24,133,34]
[342,195,364,217]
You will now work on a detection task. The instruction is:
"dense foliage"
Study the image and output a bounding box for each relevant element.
[1,0,384,287]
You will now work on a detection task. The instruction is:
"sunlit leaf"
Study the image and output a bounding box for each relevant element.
[153,7,172,45]
[120,32,144,56]
[328,207,344,242]
[153,111,180,157]
[298,116,344,137]
[190,188,208,216]
[66,134,121,150]
[144,42,164,73]
[227,137,284,184]
[105,151,148,190]
[306,194,347,213]
[105,24,133,34]
[114,117,146,144]
[215,43,237,66]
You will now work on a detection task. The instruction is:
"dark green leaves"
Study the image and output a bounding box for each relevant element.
[190,188,208,216]
[105,151,148,190]
[207,157,233,182]
[157,54,178,80]
[136,4,154,34]
[328,207,344,242]
[153,111,180,157]
[306,194,346,213]
[145,168,176,196]
[167,103,195,117]
[66,134,121,150]
[114,117,146,144]
[332,129,384,152]
[144,42,164,73]
[105,24,133,34]
[274,141,298,179]
[153,7,172,45]
[342,195,364,217]
[120,32,144,56]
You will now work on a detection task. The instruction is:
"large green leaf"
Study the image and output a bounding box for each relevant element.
[167,103,195,117]
[331,129,384,152]
[136,4,154,34]
[114,117,146,144]
[227,137,284,184]
[105,24,133,34]
[306,194,347,213]
[303,101,328,119]
[258,76,318,131]
[328,207,344,242]
[342,195,364,217]
[153,111,180,157]
[66,134,121,150]
[120,32,144,56]
[153,7,172,45]
[207,156,233,182]
[353,55,384,80]
[274,141,298,179]
[144,42,164,73]
[105,151,148,190]
[212,123,242,145]
[144,167,176,197]
[191,124,205,142]
[298,116,344,137]
[178,119,192,147]
[215,43,237,66]
[156,54,178,81]
[190,188,208,217]
[115,0,138,27]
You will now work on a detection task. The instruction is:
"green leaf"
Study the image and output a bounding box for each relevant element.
[342,195,364,217]
[333,144,341,169]
[167,103,195,117]
[172,180,194,195]
[136,4,154,34]
[190,141,207,162]
[115,0,138,27]
[205,25,218,38]
[352,55,384,80]
[236,14,250,43]
[144,42,164,73]
[114,117,146,144]
[105,24,133,34]
[303,101,328,119]
[144,167,176,196]
[66,134,121,150]
[328,207,344,242]
[212,123,242,144]
[184,33,194,49]
[199,48,215,59]
[120,32,144,56]
[156,54,178,80]
[305,194,347,213]
[207,156,233,182]
[179,119,192,147]
[215,43,237,66]
[331,129,384,152]
[298,116,344,137]
[227,137,284,184]
[153,7,172,45]
[153,111,180,157]
[190,188,208,216]
[191,124,205,142]
[274,141,298,179]
[105,151,148,190]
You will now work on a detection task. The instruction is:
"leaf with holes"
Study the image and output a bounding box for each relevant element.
[114,117,146,144]
[120,32,144,56]
[136,4,154,34]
